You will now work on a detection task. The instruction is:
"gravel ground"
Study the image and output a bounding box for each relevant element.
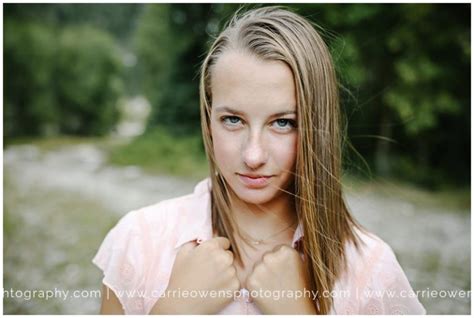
[3,143,470,314]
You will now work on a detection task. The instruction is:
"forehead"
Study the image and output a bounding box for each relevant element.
[210,51,296,114]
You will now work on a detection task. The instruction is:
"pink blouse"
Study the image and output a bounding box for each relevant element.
[92,178,426,314]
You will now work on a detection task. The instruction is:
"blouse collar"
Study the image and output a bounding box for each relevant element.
[173,178,304,250]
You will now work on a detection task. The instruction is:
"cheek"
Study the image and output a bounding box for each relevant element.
[211,122,240,168]
[269,134,297,170]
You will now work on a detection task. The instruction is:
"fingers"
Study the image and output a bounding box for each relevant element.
[215,236,231,249]
[178,240,198,254]
[224,249,234,259]
[223,249,234,266]
[203,236,230,250]
[180,236,231,253]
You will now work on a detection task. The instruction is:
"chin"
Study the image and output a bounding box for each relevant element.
[228,177,286,206]
[234,188,276,205]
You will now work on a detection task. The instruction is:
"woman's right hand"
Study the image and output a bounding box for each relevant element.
[151,237,240,314]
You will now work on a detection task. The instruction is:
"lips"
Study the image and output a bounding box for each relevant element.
[237,173,273,188]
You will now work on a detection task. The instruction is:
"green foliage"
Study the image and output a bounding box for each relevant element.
[382,4,467,135]
[296,4,470,187]
[4,4,142,43]
[4,13,124,139]
[55,25,123,135]
[109,127,208,178]
[4,20,58,137]
[135,4,240,135]
[134,4,174,129]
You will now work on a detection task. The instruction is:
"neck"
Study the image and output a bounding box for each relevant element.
[230,191,298,239]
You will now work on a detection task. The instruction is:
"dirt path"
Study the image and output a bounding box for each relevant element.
[3,143,470,314]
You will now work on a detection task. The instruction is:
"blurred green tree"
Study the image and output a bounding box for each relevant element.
[293,4,470,187]
[55,26,123,135]
[4,20,58,137]
[4,6,125,138]
[135,4,240,135]
[4,4,142,44]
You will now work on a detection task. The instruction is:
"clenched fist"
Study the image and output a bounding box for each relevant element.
[246,244,317,314]
[151,237,240,314]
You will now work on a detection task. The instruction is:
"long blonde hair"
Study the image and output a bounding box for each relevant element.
[199,5,365,314]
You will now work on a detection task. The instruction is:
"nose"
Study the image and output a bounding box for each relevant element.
[242,131,268,170]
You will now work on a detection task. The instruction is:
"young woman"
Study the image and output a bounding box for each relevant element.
[93,6,426,314]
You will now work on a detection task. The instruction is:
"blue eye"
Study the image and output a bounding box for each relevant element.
[222,116,242,125]
[273,119,296,129]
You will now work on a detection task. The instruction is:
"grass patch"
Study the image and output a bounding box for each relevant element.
[108,127,209,179]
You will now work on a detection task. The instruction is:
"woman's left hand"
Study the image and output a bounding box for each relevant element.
[245,244,317,314]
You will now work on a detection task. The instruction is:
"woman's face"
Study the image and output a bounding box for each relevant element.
[210,51,297,205]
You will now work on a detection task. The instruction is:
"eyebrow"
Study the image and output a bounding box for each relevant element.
[214,106,296,117]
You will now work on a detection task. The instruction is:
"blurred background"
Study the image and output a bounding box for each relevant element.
[3,3,470,314]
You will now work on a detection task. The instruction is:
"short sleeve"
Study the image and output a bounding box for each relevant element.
[92,210,147,314]
[360,242,426,315]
